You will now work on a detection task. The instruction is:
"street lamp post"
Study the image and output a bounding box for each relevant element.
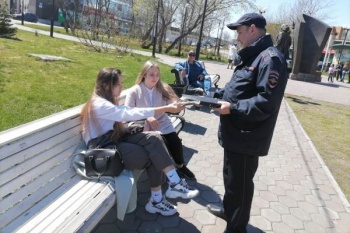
[337,26,350,64]
[178,4,189,56]
[290,21,295,72]
[216,20,225,57]
[321,31,335,72]
[152,0,160,58]
[214,21,220,56]
[195,0,207,60]
[50,0,55,37]
[21,0,24,25]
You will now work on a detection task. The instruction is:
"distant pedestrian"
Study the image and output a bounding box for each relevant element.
[275,24,292,60]
[336,63,344,81]
[328,64,335,82]
[227,44,237,69]
[340,64,349,82]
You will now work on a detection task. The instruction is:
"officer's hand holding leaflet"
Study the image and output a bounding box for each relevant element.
[213,101,231,115]
[180,94,222,108]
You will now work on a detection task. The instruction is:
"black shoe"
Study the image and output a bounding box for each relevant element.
[177,165,196,180]
[206,204,227,220]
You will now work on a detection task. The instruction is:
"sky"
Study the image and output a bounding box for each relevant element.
[253,0,350,27]
[224,0,350,37]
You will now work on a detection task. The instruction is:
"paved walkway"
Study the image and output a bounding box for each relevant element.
[13,25,350,232]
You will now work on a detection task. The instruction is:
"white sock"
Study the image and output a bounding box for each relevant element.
[151,189,163,203]
[165,169,181,185]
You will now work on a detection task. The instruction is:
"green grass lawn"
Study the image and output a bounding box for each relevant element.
[285,95,350,201]
[0,30,175,130]
[13,22,227,62]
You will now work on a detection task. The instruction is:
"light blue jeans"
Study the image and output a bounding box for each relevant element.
[340,70,347,82]
[189,76,212,95]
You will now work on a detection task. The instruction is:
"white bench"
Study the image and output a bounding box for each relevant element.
[0,95,184,233]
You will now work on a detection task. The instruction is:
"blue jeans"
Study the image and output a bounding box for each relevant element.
[189,76,212,95]
[340,71,347,82]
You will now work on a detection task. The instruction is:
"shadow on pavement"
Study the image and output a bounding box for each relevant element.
[315,81,345,88]
[182,121,207,135]
[286,96,321,105]
[98,203,202,233]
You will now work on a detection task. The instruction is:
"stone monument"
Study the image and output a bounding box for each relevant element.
[290,14,332,82]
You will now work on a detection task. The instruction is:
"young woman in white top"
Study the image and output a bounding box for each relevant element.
[81,67,199,216]
[125,61,195,180]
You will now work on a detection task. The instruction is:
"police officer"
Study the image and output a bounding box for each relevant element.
[206,13,288,233]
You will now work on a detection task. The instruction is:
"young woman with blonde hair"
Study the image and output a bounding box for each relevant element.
[125,61,195,180]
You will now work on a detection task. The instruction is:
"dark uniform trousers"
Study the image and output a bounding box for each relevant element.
[223,150,259,233]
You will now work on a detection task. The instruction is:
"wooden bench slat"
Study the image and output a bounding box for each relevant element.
[0,105,82,148]
[0,164,77,228]
[7,179,93,233]
[47,183,115,233]
[0,175,82,231]
[0,131,81,187]
[0,123,81,174]
[0,151,76,216]
[18,181,113,233]
[65,189,115,233]
[1,178,113,233]
[0,134,81,191]
[0,115,81,161]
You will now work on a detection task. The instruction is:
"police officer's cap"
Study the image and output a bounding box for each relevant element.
[227,13,266,30]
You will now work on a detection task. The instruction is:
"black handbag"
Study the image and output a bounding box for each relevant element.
[85,130,124,177]
[85,148,124,177]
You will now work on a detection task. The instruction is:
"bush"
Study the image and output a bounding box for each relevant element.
[0,4,17,38]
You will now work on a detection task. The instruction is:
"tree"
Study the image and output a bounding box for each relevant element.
[132,0,256,54]
[74,0,121,52]
[56,0,83,35]
[0,3,17,38]
[132,0,179,51]
[163,0,256,54]
[265,0,335,43]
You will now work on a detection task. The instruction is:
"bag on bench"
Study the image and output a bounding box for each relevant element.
[86,130,124,177]
[85,148,124,177]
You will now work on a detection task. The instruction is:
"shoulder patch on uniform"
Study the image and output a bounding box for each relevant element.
[268,70,279,88]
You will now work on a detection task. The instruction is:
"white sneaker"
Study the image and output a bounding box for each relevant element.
[165,179,200,199]
[145,197,177,216]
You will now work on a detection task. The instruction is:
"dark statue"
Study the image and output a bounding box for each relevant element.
[290,14,332,82]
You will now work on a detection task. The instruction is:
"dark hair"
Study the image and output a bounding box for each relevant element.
[81,67,124,141]
[95,67,122,103]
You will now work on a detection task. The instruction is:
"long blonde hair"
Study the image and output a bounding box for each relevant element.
[135,61,178,101]
[81,67,125,141]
